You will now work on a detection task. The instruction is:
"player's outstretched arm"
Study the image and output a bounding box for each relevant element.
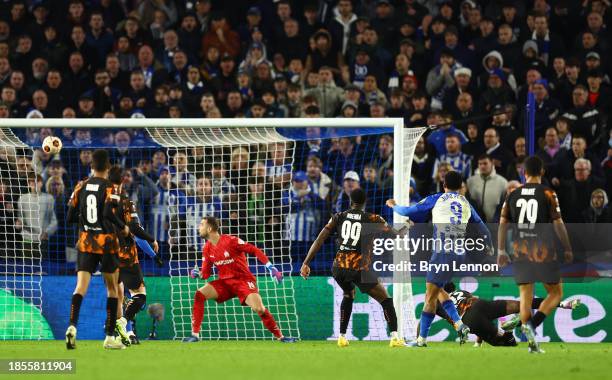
[238,239,283,283]
[386,196,435,222]
[301,227,332,279]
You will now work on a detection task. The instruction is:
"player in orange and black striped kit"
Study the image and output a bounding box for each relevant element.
[65,150,127,350]
[301,188,404,348]
[429,282,580,347]
[107,166,161,346]
[498,156,573,354]
[433,283,517,347]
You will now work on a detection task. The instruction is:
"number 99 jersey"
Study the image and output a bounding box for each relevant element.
[500,183,561,263]
[325,208,388,270]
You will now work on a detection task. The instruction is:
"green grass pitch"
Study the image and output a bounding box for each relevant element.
[0,341,610,380]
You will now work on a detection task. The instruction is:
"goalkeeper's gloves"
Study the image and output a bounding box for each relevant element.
[190,265,201,279]
[266,262,283,284]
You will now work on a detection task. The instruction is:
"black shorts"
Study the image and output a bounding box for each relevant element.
[462,299,510,345]
[513,261,560,284]
[119,264,144,290]
[77,251,119,274]
[332,266,379,294]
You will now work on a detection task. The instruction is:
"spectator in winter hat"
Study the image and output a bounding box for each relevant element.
[443,66,477,114]
[478,69,515,112]
[480,50,516,92]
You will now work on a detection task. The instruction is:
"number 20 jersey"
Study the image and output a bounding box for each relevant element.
[325,208,388,271]
[500,183,562,263]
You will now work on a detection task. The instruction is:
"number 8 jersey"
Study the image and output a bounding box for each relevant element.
[500,183,562,263]
[325,208,389,270]
[67,177,120,255]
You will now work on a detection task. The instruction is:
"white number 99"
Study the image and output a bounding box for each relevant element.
[341,220,362,246]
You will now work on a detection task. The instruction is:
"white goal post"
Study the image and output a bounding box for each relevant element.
[0,118,427,341]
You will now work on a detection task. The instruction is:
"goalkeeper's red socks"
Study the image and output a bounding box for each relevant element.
[191,291,206,335]
[258,309,282,339]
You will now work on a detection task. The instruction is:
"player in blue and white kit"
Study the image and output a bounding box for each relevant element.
[386,171,492,347]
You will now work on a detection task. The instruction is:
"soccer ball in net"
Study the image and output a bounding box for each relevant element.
[42,136,62,154]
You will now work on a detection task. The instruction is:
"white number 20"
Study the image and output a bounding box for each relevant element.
[517,198,538,224]
[341,220,362,246]
[86,194,98,224]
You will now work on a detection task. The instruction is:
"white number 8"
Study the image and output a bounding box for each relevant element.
[86,194,98,224]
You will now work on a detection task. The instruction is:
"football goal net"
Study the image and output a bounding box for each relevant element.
[0,119,426,341]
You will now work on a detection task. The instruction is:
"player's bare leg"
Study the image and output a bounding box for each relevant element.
[124,284,147,344]
[114,281,131,347]
[539,283,563,316]
[116,281,124,320]
[66,270,92,349]
[518,284,534,325]
[184,284,218,342]
[245,293,296,342]
[367,284,403,347]
[102,269,125,349]
[518,283,543,353]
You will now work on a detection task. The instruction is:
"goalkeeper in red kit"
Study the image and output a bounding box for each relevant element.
[183,216,297,343]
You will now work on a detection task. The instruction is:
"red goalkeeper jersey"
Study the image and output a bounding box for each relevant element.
[200,234,269,282]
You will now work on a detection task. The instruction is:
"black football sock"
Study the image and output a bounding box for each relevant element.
[105,297,118,336]
[381,298,398,332]
[340,296,354,335]
[70,294,83,327]
[530,310,547,329]
[124,294,146,321]
[531,298,545,309]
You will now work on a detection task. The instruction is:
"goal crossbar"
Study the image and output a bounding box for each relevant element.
[0,118,404,129]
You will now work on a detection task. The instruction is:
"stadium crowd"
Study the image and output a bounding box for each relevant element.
[0,0,610,274]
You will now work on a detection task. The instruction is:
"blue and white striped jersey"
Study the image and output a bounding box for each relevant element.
[266,160,292,179]
[187,195,224,251]
[282,187,325,241]
[432,152,472,179]
[150,184,170,242]
[393,192,492,253]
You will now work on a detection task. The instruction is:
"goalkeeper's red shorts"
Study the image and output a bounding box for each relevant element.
[210,278,259,305]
